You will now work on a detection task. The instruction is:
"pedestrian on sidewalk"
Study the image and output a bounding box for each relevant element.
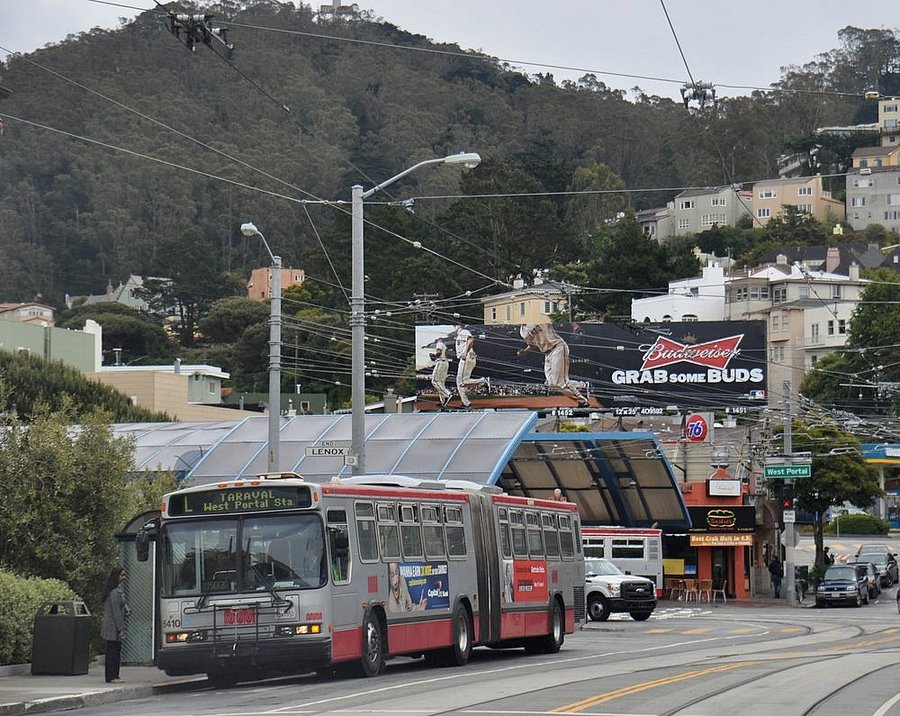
[101,566,131,683]
[768,556,784,599]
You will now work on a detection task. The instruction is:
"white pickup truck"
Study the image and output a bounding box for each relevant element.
[585,558,657,622]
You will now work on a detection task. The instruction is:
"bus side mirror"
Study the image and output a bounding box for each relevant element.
[136,529,152,562]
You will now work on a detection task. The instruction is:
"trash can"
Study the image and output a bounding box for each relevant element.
[31,600,92,675]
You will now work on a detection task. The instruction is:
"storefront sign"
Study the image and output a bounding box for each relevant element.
[689,533,753,547]
[688,506,755,533]
[708,479,742,497]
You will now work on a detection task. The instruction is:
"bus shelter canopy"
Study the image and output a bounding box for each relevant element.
[117,413,689,529]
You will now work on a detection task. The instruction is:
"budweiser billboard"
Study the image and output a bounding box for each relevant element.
[415,321,766,412]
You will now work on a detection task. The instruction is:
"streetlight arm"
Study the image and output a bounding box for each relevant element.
[361,152,481,199]
[240,222,276,264]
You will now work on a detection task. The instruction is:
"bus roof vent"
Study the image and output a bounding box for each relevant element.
[257,471,305,481]
[341,474,447,490]
[442,480,505,495]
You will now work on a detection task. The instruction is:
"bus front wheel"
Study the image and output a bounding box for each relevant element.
[360,610,385,677]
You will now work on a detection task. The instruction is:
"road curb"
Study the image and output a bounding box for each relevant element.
[0,676,206,716]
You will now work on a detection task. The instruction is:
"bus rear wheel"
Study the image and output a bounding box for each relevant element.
[526,599,564,654]
[206,669,238,689]
[446,603,473,666]
[360,610,385,677]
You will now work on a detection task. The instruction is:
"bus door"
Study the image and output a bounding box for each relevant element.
[327,504,360,661]
[470,494,501,643]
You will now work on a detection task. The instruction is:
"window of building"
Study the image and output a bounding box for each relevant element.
[711,197,726,206]
[799,286,809,298]
[773,287,786,302]
[885,104,898,113]
[505,305,510,321]
[771,315,780,330]
[888,194,900,206]
[542,300,554,315]
[854,178,874,188]
[678,218,690,230]
[885,211,900,221]
[811,324,819,342]
[757,208,771,219]
[679,200,694,210]
[796,203,812,213]
[875,158,884,167]
[490,307,497,321]
[760,286,770,300]
[683,314,698,322]
[827,320,834,335]
[797,186,812,196]
[519,302,525,316]
[735,287,748,301]
[759,189,777,199]
[750,287,760,300]
[839,319,847,334]
[832,285,841,299]
[886,118,899,128]
[851,196,867,207]
[782,313,790,328]
[643,225,655,236]
[860,159,869,168]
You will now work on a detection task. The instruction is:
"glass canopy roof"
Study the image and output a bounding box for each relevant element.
[116,413,689,529]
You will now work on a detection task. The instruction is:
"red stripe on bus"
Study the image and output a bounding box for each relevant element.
[387,618,453,655]
[331,626,362,662]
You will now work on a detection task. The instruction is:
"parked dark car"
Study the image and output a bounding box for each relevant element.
[855,544,899,587]
[815,565,868,608]
[847,561,881,599]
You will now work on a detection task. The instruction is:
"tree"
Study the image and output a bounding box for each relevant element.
[785,421,882,567]
[57,303,176,365]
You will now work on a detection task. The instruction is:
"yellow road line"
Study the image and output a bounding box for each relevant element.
[553,661,757,713]
[729,627,757,634]
[780,627,805,633]
[646,628,672,634]
[681,627,712,634]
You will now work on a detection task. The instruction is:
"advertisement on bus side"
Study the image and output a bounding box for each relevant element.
[387,561,450,612]
[509,559,548,602]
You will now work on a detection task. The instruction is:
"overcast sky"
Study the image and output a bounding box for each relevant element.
[1,1,899,100]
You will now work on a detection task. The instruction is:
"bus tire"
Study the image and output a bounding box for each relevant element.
[360,609,386,677]
[588,594,611,622]
[526,599,564,654]
[446,603,473,666]
[630,612,652,621]
[207,669,238,689]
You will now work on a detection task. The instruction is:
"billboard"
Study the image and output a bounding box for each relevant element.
[415,321,767,412]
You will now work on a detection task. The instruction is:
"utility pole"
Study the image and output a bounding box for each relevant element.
[783,380,796,607]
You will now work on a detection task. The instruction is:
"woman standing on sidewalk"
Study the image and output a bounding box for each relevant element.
[101,566,130,683]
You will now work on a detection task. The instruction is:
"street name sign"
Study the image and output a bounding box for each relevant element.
[304,441,350,458]
[763,464,812,479]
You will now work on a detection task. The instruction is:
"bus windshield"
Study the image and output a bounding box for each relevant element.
[162,514,326,597]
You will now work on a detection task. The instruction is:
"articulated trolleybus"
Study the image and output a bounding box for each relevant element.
[137,473,585,685]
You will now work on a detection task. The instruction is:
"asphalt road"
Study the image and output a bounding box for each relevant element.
[70,583,900,716]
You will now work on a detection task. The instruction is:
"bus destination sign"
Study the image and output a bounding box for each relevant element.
[169,486,312,516]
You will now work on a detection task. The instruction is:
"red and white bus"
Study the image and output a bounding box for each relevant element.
[137,473,585,686]
[582,526,664,598]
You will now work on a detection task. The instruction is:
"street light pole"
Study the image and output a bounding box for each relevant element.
[350,152,481,475]
[241,222,281,473]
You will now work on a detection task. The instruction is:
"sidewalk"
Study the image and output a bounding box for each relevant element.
[0,662,205,716]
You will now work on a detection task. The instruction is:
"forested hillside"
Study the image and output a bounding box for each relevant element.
[1,1,898,401]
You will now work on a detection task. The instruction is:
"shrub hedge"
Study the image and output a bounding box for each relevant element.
[824,513,890,535]
[0,569,80,665]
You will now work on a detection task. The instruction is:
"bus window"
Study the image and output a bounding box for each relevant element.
[421,504,446,558]
[327,508,350,583]
[574,519,582,555]
[526,512,543,557]
[611,538,645,559]
[444,505,467,558]
[377,502,401,560]
[583,538,604,558]
[243,514,325,590]
[354,501,379,562]
[498,508,512,558]
[559,514,575,558]
[509,510,528,558]
[542,513,560,558]
[400,503,423,559]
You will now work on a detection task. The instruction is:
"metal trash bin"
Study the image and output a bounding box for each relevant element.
[31,600,92,675]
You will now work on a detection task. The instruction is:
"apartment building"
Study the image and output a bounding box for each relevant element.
[670,186,753,237]
[878,96,900,147]
[636,204,675,242]
[631,262,727,322]
[481,275,572,325]
[751,176,845,227]
[247,266,306,302]
[845,166,900,232]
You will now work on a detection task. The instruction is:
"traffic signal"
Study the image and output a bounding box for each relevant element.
[782,483,795,509]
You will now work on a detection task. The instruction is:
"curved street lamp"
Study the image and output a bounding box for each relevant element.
[241,221,282,473]
[350,152,481,474]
